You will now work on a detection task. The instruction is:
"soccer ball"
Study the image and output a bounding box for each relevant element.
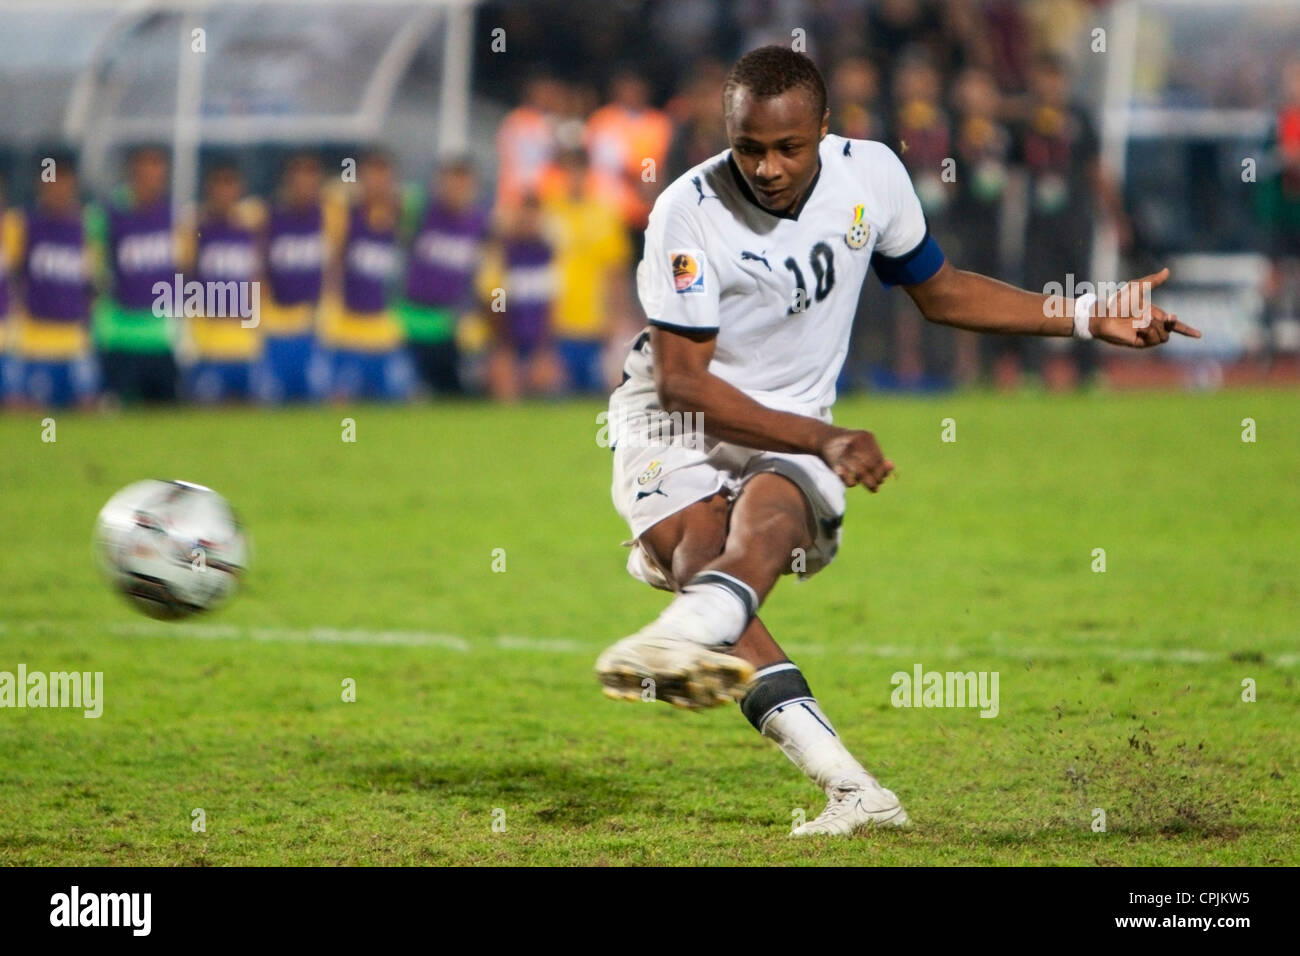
[94,479,249,620]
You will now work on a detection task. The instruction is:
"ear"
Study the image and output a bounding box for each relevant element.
[820,107,831,138]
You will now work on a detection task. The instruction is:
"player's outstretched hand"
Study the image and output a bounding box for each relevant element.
[820,427,894,492]
[1089,267,1202,348]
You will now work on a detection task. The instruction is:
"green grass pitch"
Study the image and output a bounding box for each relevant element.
[0,388,1296,865]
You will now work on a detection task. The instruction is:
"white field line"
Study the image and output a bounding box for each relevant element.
[1,620,1295,667]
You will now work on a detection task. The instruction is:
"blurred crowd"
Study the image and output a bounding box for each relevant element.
[2,0,1299,409]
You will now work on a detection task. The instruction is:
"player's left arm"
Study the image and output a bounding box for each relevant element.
[903,261,1201,348]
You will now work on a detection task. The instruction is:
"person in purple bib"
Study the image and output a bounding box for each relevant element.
[397,157,489,397]
[185,159,264,404]
[483,193,561,401]
[94,145,180,403]
[259,151,331,402]
[321,149,412,401]
[4,151,99,408]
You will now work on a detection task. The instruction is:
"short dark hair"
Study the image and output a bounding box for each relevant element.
[723,45,827,120]
[204,153,242,182]
[127,143,169,165]
[38,146,78,177]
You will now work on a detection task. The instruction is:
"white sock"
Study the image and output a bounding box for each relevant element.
[653,571,758,647]
[758,691,873,794]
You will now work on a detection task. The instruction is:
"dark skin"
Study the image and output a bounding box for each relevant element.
[642,86,1202,671]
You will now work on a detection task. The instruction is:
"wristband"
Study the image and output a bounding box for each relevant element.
[1073,293,1097,340]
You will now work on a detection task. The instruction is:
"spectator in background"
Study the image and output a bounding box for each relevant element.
[889,53,953,386]
[1257,56,1300,359]
[185,160,263,403]
[830,56,887,142]
[868,0,940,93]
[480,194,560,401]
[585,68,674,236]
[538,145,632,394]
[320,149,412,401]
[1021,0,1091,72]
[398,157,490,397]
[0,174,12,400]
[665,59,728,183]
[934,0,995,79]
[96,145,181,403]
[1014,53,1130,391]
[950,66,1013,386]
[4,154,98,408]
[260,151,334,403]
[980,0,1032,96]
[496,73,566,212]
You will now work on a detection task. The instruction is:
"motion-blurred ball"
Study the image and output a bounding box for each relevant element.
[94,479,248,619]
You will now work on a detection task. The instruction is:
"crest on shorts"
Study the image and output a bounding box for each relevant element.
[637,460,663,485]
[670,250,706,294]
[844,204,870,250]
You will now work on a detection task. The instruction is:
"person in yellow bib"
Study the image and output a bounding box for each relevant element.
[539,145,633,394]
[4,152,99,409]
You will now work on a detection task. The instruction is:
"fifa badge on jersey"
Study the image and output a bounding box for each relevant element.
[638,460,663,485]
[670,250,706,294]
[845,204,870,250]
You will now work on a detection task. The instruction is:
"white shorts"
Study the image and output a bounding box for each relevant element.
[608,392,847,590]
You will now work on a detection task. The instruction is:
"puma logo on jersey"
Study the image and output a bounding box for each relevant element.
[740,250,771,271]
[692,177,718,205]
[635,482,668,501]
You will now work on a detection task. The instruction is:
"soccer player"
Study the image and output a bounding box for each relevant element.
[5,152,99,408]
[96,145,181,403]
[185,159,263,403]
[479,194,562,401]
[398,157,489,397]
[259,151,334,403]
[596,46,1198,837]
[320,149,412,401]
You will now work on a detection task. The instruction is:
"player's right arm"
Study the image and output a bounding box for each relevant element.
[653,326,893,490]
[643,194,892,491]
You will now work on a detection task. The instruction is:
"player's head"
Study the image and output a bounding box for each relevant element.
[723,45,829,215]
[436,155,478,208]
[506,191,544,238]
[953,66,999,118]
[36,149,79,211]
[522,71,565,115]
[358,148,395,200]
[556,144,590,198]
[1283,55,1300,105]
[894,52,940,105]
[281,151,323,206]
[126,144,169,204]
[830,56,879,108]
[1029,53,1071,107]
[609,68,651,110]
[203,158,244,214]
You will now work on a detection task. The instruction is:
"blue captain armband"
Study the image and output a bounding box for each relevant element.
[871,232,946,288]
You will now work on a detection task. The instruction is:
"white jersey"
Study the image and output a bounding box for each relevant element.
[612,133,942,436]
